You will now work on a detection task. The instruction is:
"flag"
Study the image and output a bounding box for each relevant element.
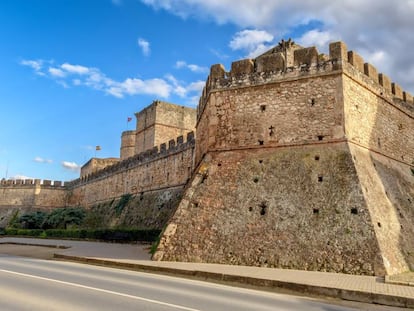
[95,146,101,151]
[127,117,132,122]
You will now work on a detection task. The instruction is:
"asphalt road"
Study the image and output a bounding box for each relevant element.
[0,254,403,311]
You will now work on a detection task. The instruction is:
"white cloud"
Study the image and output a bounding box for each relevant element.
[138,38,151,56]
[62,161,81,172]
[175,61,208,73]
[34,157,53,164]
[107,78,172,98]
[22,60,191,99]
[20,59,45,76]
[141,0,414,93]
[49,67,66,78]
[165,74,205,98]
[20,59,43,71]
[61,63,90,75]
[296,29,336,53]
[229,29,275,58]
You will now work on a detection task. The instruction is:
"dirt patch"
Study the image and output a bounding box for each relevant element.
[0,244,58,260]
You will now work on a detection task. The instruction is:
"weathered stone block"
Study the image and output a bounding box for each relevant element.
[348,51,364,72]
[187,131,195,142]
[294,47,319,66]
[403,91,413,103]
[160,143,167,153]
[230,59,254,77]
[329,41,348,60]
[210,64,225,79]
[256,53,285,72]
[379,73,392,93]
[364,63,379,83]
[169,139,176,149]
[177,135,184,144]
[54,181,62,187]
[392,83,403,99]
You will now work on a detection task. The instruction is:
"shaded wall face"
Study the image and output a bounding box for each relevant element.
[196,74,344,166]
[343,75,414,165]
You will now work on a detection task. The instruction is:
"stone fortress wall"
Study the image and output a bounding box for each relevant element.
[154,41,414,276]
[0,39,413,276]
[0,101,197,227]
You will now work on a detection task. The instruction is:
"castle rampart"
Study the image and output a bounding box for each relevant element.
[195,41,413,167]
[154,40,414,276]
[0,179,67,213]
[66,132,195,207]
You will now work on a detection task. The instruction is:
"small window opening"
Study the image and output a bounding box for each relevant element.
[259,202,267,216]
[248,206,253,212]
[260,105,266,112]
[140,192,144,201]
[351,208,358,215]
[258,140,264,145]
[314,155,320,161]
[377,222,381,228]
[253,177,259,183]
[313,208,319,214]
[269,126,275,137]
[217,163,222,167]
[317,135,324,141]
[311,98,315,106]
[259,160,263,164]
[318,175,323,182]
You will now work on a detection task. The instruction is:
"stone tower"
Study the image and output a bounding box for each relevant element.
[134,100,196,155]
[154,41,414,276]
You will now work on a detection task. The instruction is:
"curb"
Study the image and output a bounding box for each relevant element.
[54,254,414,309]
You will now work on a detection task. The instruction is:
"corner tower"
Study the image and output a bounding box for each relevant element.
[154,40,414,276]
[134,100,196,155]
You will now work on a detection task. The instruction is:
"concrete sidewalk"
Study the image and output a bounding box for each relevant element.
[1,237,414,308]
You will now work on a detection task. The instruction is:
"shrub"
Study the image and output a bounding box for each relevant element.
[43,207,85,229]
[3,228,161,243]
[114,194,132,215]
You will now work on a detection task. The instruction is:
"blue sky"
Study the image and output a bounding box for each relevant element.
[1,0,413,181]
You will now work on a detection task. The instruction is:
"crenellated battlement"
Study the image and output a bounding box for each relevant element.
[198,41,414,122]
[67,131,195,188]
[0,178,66,188]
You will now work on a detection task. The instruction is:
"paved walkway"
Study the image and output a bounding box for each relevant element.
[1,237,413,308]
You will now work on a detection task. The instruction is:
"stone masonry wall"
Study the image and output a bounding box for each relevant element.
[196,73,344,165]
[135,101,196,155]
[155,143,386,275]
[0,180,67,227]
[67,133,195,207]
[343,64,414,166]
